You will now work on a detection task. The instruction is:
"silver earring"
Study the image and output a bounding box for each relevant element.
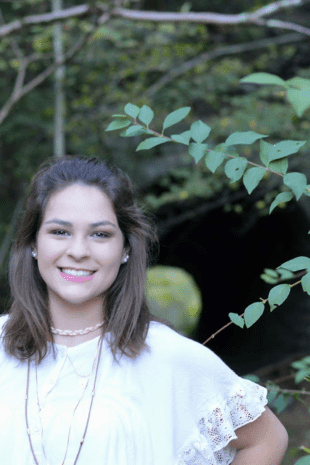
[32,250,37,258]
[122,254,129,264]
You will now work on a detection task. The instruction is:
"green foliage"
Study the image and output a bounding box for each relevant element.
[107,97,309,211]
[138,105,154,126]
[224,157,248,183]
[189,143,208,163]
[240,72,310,117]
[136,137,171,151]
[228,313,244,329]
[225,131,267,146]
[269,192,294,214]
[260,266,295,284]
[301,273,310,296]
[244,302,265,328]
[190,120,211,143]
[283,172,308,201]
[171,131,191,145]
[240,72,286,87]
[243,167,266,195]
[162,107,191,132]
[278,256,310,272]
[106,72,310,340]
[259,139,306,167]
[105,119,131,131]
[291,356,310,384]
[295,457,310,465]
[205,145,227,173]
[286,77,310,118]
[268,284,291,312]
[124,103,140,118]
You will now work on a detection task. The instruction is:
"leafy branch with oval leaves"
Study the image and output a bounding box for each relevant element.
[105,76,310,338]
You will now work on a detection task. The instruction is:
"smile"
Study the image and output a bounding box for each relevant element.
[58,268,96,283]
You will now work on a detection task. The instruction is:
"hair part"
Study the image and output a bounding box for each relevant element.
[2,155,180,366]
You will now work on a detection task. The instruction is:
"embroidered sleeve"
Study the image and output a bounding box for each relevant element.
[177,379,268,464]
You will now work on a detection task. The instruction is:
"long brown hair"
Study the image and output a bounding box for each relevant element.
[2,155,180,366]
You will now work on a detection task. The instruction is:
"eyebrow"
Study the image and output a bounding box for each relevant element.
[44,219,116,228]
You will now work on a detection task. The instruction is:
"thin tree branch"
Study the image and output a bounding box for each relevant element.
[254,17,310,35]
[247,0,306,19]
[100,0,310,24]
[1,0,310,37]
[145,32,306,98]
[0,7,23,59]
[0,15,111,125]
[0,4,92,37]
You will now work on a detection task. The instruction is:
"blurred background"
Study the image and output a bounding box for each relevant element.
[1,1,310,462]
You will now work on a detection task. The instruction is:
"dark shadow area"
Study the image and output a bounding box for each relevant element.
[155,186,310,376]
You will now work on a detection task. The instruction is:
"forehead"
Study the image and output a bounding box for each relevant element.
[44,184,116,220]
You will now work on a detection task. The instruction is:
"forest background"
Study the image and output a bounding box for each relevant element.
[1,0,310,463]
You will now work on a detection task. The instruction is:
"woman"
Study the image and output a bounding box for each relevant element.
[0,155,288,464]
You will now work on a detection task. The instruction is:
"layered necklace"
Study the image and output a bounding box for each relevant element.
[25,322,105,465]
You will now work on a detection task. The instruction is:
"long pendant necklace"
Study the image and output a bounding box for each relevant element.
[25,334,104,465]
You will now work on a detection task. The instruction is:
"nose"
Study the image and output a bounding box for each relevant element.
[65,237,91,260]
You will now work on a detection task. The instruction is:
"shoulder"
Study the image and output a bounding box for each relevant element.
[146,321,236,378]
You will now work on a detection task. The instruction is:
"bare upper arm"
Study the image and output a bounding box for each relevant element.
[229,406,289,450]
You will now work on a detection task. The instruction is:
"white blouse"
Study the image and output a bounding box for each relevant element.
[0,313,268,465]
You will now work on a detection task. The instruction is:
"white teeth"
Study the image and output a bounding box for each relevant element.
[61,268,94,277]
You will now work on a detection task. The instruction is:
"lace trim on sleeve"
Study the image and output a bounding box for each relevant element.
[177,380,268,465]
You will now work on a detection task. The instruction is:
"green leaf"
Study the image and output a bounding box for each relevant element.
[205,150,226,173]
[225,131,268,146]
[285,77,310,117]
[243,167,266,194]
[268,284,291,312]
[294,454,310,464]
[189,143,208,163]
[272,394,291,415]
[240,72,286,87]
[283,172,307,200]
[277,268,295,280]
[136,137,170,151]
[124,103,140,118]
[264,269,279,278]
[295,370,310,385]
[260,139,306,166]
[162,107,191,131]
[259,140,272,167]
[269,191,294,214]
[119,125,147,137]
[268,158,288,175]
[260,274,278,285]
[190,120,211,143]
[278,256,310,272]
[271,140,306,163]
[228,313,245,328]
[171,130,191,146]
[105,119,131,131]
[301,273,310,296]
[138,105,154,126]
[244,302,265,328]
[266,384,280,404]
[225,157,248,183]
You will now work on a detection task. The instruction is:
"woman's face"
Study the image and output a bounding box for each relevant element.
[34,183,128,310]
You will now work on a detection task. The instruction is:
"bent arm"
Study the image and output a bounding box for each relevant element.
[229,406,289,465]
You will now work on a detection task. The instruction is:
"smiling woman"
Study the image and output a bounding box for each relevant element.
[0,155,286,465]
